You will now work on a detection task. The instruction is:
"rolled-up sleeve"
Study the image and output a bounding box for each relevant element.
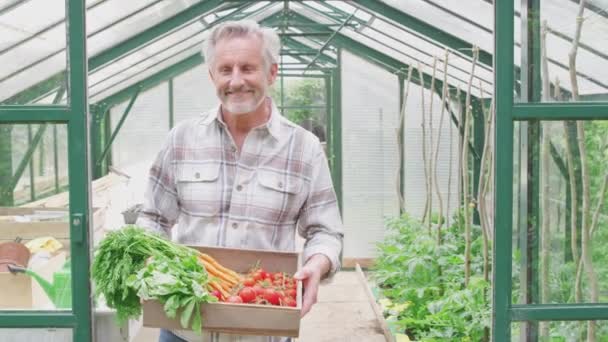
[297,142,344,280]
[136,130,179,238]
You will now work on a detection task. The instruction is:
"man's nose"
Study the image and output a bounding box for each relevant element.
[229,69,244,87]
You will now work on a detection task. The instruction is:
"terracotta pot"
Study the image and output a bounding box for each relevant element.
[0,242,31,272]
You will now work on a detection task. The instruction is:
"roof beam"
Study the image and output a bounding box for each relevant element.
[305,10,357,71]
[281,36,336,66]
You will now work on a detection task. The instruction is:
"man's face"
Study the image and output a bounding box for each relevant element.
[209,35,277,115]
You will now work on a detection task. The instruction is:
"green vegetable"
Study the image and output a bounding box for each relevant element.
[92,225,215,333]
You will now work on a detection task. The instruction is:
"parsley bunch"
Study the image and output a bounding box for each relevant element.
[92,225,215,333]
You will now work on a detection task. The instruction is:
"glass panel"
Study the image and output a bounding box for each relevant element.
[0,328,72,341]
[0,123,71,311]
[86,0,201,57]
[271,77,326,134]
[293,2,491,98]
[512,120,608,305]
[540,0,608,100]
[90,43,203,102]
[108,83,169,173]
[512,320,608,341]
[173,64,217,124]
[0,0,67,105]
[88,22,204,89]
[378,0,494,56]
[517,0,608,102]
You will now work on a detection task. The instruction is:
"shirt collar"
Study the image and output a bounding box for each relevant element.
[200,98,282,141]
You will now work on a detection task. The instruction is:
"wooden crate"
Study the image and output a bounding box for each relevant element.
[0,207,105,251]
[143,246,302,337]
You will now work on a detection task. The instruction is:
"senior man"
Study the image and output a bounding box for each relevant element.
[137,19,344,342]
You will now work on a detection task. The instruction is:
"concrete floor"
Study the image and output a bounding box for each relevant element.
[133,271,386,342]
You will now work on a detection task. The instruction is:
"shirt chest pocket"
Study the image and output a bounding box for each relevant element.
[255,169,306,223]
[176,163,221,216]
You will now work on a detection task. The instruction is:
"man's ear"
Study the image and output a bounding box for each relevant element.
[208,66,215,82]
[268,63,278,85]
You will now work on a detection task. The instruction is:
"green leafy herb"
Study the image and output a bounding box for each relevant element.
[92,225,215,333]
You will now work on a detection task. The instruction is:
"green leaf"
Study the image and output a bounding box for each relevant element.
[191,303,202,335]
[163,295,179,319]
[180,299,196,329]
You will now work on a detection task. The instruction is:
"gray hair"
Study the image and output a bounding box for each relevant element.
[202,20,280,70]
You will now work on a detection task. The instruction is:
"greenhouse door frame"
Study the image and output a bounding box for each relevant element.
[0,0,93,341]
[493,0,608,341]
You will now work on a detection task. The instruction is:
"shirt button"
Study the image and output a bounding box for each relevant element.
[194,172,200,179]
[236,185,243,191]
[231,222,238,229]
[277,181,283,189]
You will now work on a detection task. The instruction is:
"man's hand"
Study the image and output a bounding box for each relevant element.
[293,253,331,317]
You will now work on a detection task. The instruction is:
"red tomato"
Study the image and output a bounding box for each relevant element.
[242,277,256,287]
[263,288,281,305]
[258,268,269,280]
[282,296,296,307]
[239,287,257,303]
[252,284,266,296]
[252,271,264,281]
[226,296,243,304]
[285,288,297,299]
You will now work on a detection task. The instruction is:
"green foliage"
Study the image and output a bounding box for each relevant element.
[270,78,325,124]
[584,121,608,214]
[92,226,215,333]
[127,253,215,333]
[371,213,491,341]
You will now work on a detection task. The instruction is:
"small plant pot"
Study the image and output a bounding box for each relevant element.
[0,242,31,272]
[122,204,142,224]
[122,211,139,224]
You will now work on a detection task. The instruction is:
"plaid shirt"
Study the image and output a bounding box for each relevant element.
[137,100,343,342]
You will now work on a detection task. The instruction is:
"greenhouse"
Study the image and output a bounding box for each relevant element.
[1,0,607,341]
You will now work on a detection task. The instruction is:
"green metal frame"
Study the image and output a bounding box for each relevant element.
[324,74,332,171]
[331,53,342,214]
[493,0,515,337]
[494,0,608,340]
[27,126,36,201]
[0,1,93,341]
[0,124,13,205]
[398,74,406,214]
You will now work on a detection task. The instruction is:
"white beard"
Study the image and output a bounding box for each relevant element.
[220,86,267,116]
[224,93,266,115]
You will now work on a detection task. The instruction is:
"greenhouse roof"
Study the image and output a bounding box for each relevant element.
[1,0,607,106]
